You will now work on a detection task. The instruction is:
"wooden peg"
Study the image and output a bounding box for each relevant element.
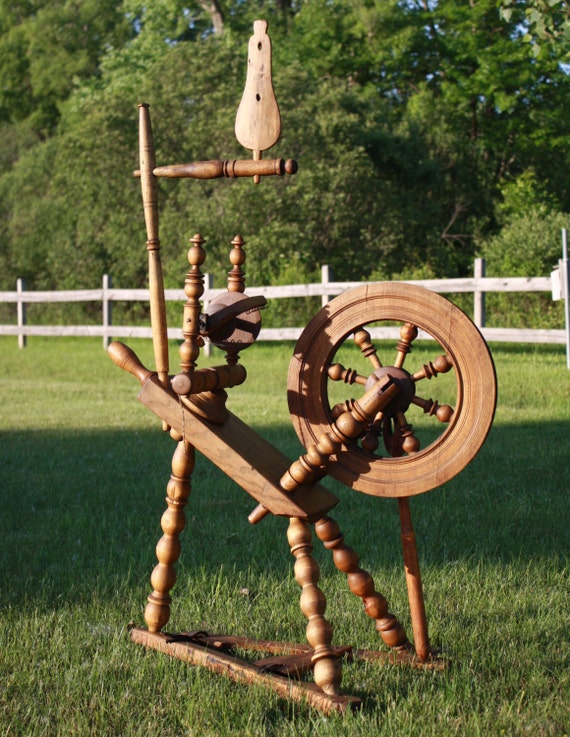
[235,20,281,182]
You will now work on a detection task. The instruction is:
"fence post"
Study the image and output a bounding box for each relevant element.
[102,274,112,350]
[321,264,333,306]
[17,278,27,349]
[473,258,486,329]
[562,229,570,370]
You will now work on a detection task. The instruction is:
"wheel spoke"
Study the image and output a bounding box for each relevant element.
[354,329,382,370]
[412,354,453,382]
[395,412,421,455]
[328,363,367,385]
[411,396,454,423]
[360,412,384,453]
[394,323,418,369]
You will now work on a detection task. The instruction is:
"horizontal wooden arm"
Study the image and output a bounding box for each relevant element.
[133,158,297,180]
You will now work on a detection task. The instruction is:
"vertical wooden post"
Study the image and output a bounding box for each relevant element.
[202,273,214,358]
[180,234,206,374]
[16,278,26,349]
[473,258,486,329]
[145,438,194,632]
[287,517,342,696]
[561,229,570,369]
[102,274,112,350]
[398,498,430,661]
[321,264,332,307]
[139,103,170,389]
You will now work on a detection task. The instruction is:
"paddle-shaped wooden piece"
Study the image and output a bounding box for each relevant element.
[235,20,281,181]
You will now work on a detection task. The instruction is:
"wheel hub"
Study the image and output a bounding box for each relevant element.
[365,367,415,415]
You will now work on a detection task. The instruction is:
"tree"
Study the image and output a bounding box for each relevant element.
[0,0,569,323]
[0,0,131,137]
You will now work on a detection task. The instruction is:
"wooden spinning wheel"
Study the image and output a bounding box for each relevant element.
[288,282,497,497]
[107,19,499,716]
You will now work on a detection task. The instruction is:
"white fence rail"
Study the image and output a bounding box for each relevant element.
[0,260,567,354]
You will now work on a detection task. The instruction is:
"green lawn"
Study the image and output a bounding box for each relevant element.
[0,336,568,736]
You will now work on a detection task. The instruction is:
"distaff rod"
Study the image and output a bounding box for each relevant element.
[138,103,169,390]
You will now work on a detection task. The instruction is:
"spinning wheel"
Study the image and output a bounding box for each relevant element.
[288,282,497,497]
[108,19,498,716]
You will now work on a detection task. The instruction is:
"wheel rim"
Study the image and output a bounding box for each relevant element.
[287,282,496,497]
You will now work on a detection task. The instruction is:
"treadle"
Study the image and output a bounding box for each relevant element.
[130,627,362,715]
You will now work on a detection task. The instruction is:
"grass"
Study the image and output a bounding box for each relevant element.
[0,336,569,736]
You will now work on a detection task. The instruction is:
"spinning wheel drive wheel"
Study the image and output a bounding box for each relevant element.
[288,282,496,498]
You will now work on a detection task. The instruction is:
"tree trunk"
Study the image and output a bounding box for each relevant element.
[198,0,224,35]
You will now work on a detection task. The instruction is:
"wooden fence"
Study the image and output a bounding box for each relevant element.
[0,260,567,355]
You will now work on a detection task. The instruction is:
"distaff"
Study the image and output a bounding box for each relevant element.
[138,103,169,397]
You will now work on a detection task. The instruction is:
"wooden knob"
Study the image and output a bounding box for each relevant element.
[107,342,153,385]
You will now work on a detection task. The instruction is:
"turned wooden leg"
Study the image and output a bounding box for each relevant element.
[398,497,430,661]
[314,516,411,652]
[145,436,194,632]
[287,517,342,697]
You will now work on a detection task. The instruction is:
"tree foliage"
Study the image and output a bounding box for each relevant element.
[0,0,568,329]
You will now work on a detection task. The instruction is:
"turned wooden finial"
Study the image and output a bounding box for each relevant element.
[179,233,206,373]
[227,235,246,293]
[394,323,418,369]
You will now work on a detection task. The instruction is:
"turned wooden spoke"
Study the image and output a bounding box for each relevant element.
[394,323,418,370]
[395,412,421,455]
[327,363,367,386]
[411,354,453,382]
[354,328,382,369]
[179,233,206,375]
[281,376,398,493]
[411,396,454,423]
[361,428,380,453]
[145,437,194,633]
[328,324,450,459]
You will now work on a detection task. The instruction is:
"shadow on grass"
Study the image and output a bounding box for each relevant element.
[1,417,568,613]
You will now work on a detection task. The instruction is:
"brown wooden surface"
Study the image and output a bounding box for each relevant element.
[144,439,194,632]
[137,373,337,520]
[140,158,297,179]
[288,282,497,497]
[287,518,341,696]
[397,497,430,661]
[138,103,169,391]
[235,20,281,157]
[109,341,337,520]
[130,628,361,715]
